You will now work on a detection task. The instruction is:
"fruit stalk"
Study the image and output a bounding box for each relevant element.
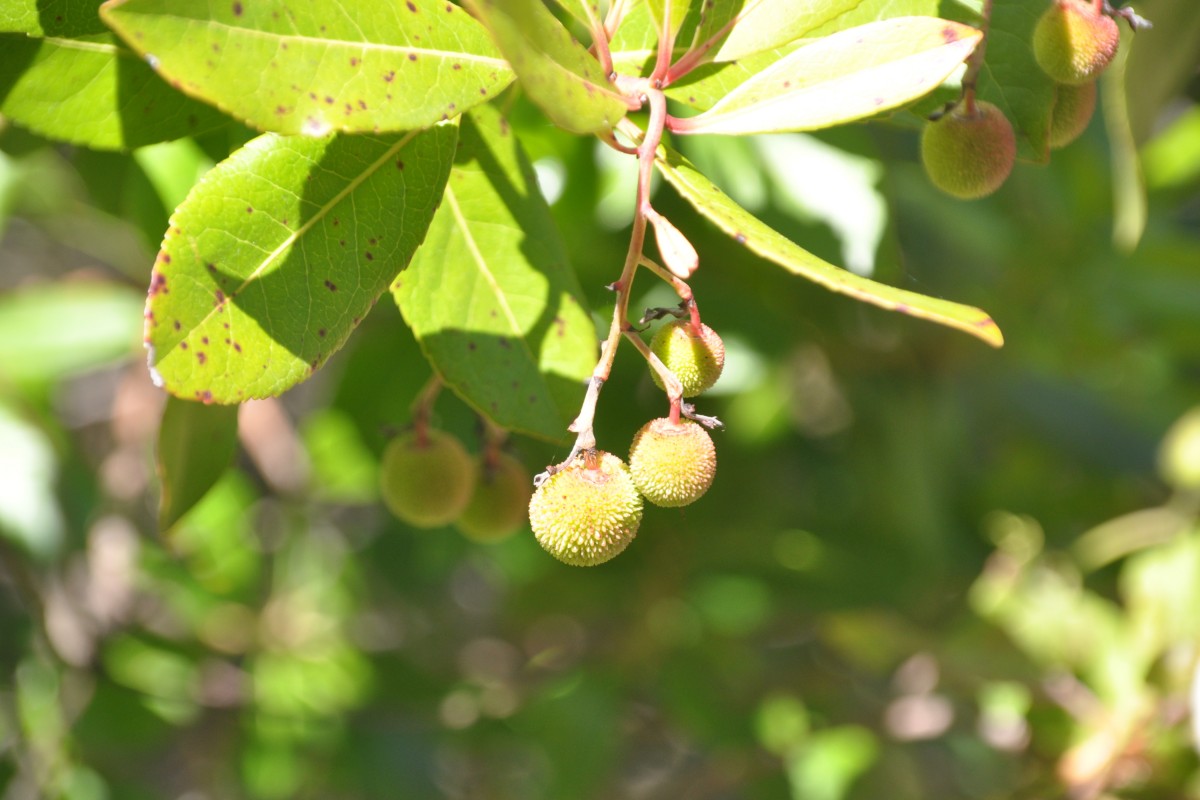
[560,85,668,473]
[961,0,994,114]
[409,373,444,445]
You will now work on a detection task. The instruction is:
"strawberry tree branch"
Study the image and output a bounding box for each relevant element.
[664,0,767,85]
[582,0,615,77]
[961,0,994,114]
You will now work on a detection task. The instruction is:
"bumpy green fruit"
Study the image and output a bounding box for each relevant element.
[1048,81,1097,149]
[456,452,532,543]
[650,321,725,397]
[380,430,474,528]
[629,418,716,508]
[921,100,1016,199]
[1033,0,1119,85]
[528,451,643,566]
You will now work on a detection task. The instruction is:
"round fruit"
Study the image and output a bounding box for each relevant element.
[1159,407,1200,492]
[528,451,643,566]
[650,320,725,397]
[1048,81,1097,149]
[379,430,475,528]
[921,100,1016,200]
[456,451,532,543]
[1033,0,1120,85]
[629,417,716,508]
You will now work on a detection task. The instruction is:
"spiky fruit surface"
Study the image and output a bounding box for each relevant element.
[380,430,474,528]
[650,321,725,397]
[1033,0,1119,85]
[528,452,643,566]
[457,452,532,543]
[629,418,717,508]
[921,100,1016,199]
[1048,81,1097,149]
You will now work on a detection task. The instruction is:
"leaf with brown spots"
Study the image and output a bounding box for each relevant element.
[654,142,1003,347]
[394,106,597,441]
[146,123,457,403]
[100,0,512,136]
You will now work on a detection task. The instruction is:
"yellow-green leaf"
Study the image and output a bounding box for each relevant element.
[465,0,630,134]
[669,17,981,136]
[655,143,1002,347]
[100,0,512,136]
[146,124,457,404]
[394,106,597,441]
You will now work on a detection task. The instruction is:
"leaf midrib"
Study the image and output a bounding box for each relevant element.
[162,129,421,361]
[443,182,538,368]
[109,12,510,68]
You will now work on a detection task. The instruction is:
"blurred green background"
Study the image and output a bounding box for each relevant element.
[3,2,1200,797]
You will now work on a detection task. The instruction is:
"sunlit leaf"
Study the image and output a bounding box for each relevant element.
[465,0,630,134]
[0,403,64,561]
[100,0,512,136]
[394,106,597,442]
[0,282,142,383]
[655,143,1003,347]
[646,0,691,50]
[0,2,229,150]
[663,0,949,112]
[609,0,673,77]
[669,17,981,136]
[699,0,862,63]
[146,124,457,404]
[156,397,239,532]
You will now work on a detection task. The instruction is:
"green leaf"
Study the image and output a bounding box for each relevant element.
[699,0,864,63]
[669,17,981,136]
[394,105,597,442]
[975,0,1056,162]
[465,0,630,134]
[654,143,1003,347]
[609,0,666,75]
[663,0,949,112]
[664,45,799,111]
[146,124,457,404]
[0,2,229,150]
[0,281,143,384]
[157,396,239,531]
[100,0,513,136]
[647,0,691,50]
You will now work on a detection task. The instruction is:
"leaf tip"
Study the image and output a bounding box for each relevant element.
[973,316,1005,348]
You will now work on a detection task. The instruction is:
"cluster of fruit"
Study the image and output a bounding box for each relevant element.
[379,426,532,543]
[529,319,726,566]
[921,0,1122,199]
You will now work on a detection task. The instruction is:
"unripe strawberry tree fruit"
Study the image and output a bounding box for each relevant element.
[528,452,643,566]
[1047,81,1098,149]
[650,321,726,398]
[5,0,1142,564]
[921,100,1017,200]
[379,430,475,529]
[1033,0,1121,85]
[629,418,717,508]
[456,451,533,543]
